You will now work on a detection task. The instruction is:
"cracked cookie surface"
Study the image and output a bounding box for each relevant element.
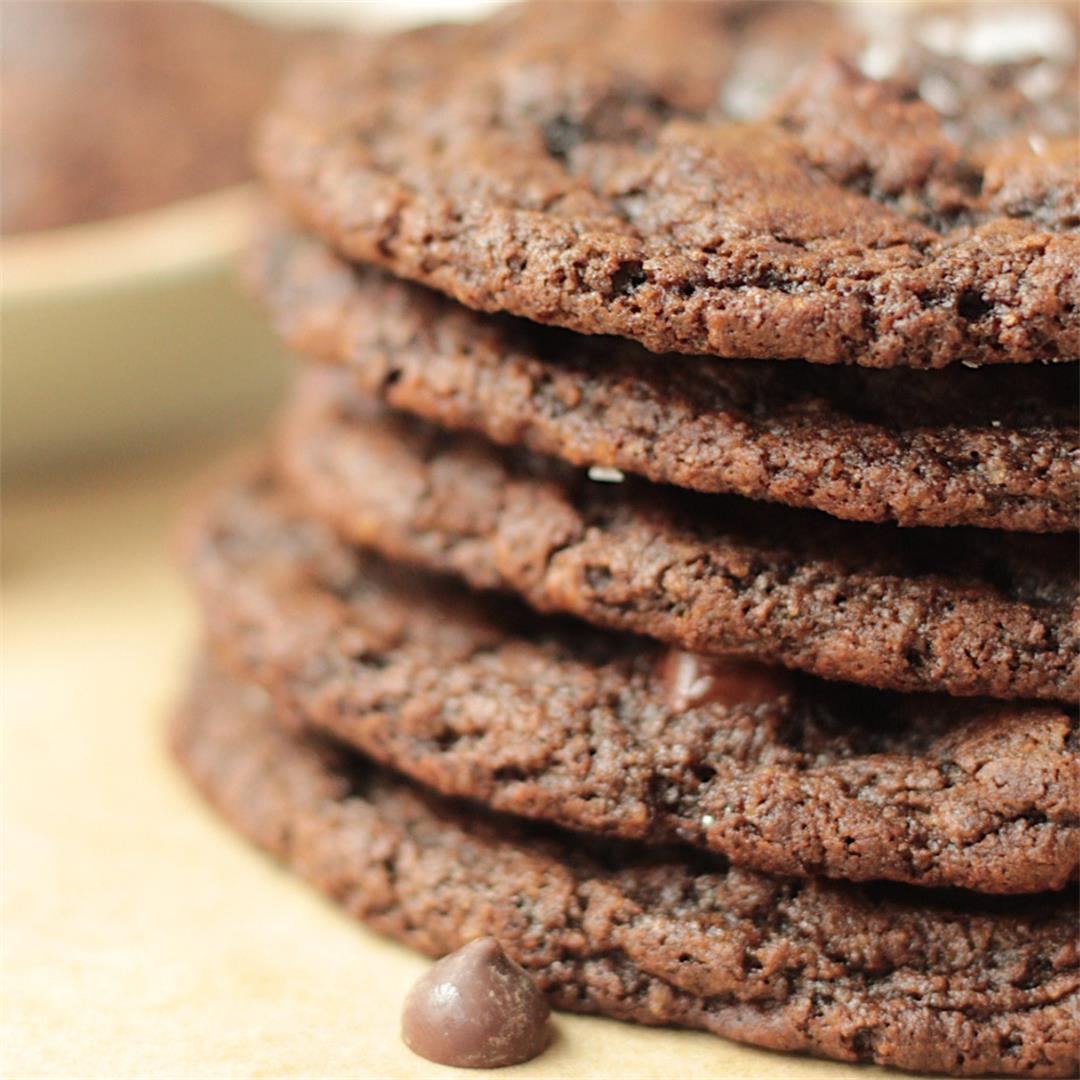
[173,657,1080,1077]
[180,466,1079,892]
[249,221,1080,531]
[256,1,1080,367]
[274,370,1079,702]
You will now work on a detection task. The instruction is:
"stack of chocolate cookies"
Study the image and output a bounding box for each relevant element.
[173,3,1079,1075]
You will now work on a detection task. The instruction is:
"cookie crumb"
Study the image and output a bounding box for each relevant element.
[588,466,626,483]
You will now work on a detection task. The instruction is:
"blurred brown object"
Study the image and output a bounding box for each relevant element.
[1,0,296,235]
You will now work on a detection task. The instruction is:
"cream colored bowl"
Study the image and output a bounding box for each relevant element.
[1,184,290,475]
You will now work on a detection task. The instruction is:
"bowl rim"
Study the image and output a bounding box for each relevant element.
[1,183,256,299]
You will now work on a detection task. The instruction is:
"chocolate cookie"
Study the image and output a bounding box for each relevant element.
[275,371,1079,702]
[249,221,1080,532]
[1,1,297,234]
[256,2,1080,368]
[180,467,1079,893]
[173,659,1080,1078]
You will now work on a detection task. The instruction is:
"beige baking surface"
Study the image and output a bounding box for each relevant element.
[3,452,915,1080]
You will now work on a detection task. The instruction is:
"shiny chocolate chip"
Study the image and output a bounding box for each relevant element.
[401,937,551,1068]
[658,648,792,713]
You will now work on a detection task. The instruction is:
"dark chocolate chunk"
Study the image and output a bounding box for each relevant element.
[657,649,792,713]
[402,937,550,1068]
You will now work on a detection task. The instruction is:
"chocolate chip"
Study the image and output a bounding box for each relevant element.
[401,937,551,1068]
[658,648,792,713]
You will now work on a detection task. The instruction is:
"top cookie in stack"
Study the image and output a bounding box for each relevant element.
[255,0,1079,367]
[174,3,1079,1077]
